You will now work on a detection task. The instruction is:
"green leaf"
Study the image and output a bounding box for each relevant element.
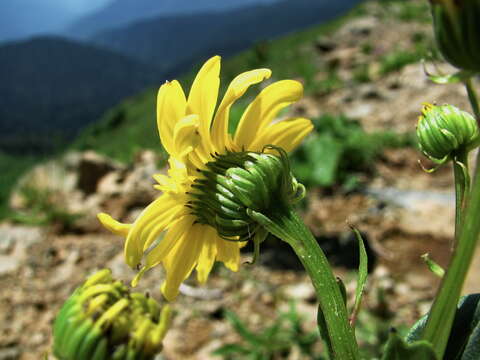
[421,253,445,278]
[462,319,480,360]
[212,343,251,356]
[224,310,263,347]
[351,227,368,327]
[427,70,474,84]
[407,294,480,359]
[304,134,343,186]
[382,330,438,360]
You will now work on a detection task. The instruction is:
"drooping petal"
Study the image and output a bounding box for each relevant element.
[234,80,304,149]
[216,236,241,272]
[186,56,221,148]
[144,215,196,271]
[161,222,204,301]
[195,225,218,283]
[211,68,271,151]
[123,194,184,268]
[173,114,200,160]
[157,80,187,155]
[97,213,131,236]
[249,117,314,152]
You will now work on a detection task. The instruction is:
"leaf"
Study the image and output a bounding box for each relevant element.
[406,294,480,359]
[212,343,251,356]
[426,69,474,84]
[304,134,343,186]
[381,330,438,360]
[350,227,368,327]
[421,253,445,278]
[224,310,263,347]
[462,320,480,360]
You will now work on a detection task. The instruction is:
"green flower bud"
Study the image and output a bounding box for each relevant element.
[416,103,480,163]
[53,269,171,360]
[189,146,305,242]
[430,0,480,72]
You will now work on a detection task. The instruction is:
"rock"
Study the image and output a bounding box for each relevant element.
[315,38,337,53]
[76,151,121,195]
[0,225,44,276]
[0,347,20,360]
[282,282,315,302]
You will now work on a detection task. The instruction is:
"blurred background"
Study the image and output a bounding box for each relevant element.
[1,0,479,359]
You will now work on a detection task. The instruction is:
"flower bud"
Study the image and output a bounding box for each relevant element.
[430,0,480,72]
[416,103,479,163]
[53,269,171,360]
[189,146,305,241]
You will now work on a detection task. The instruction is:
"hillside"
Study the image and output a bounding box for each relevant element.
[89,0,361,73]
[67,0,280,39]
[0,36,163,154]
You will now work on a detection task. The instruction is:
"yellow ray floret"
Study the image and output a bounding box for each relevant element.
[97,55,313,301]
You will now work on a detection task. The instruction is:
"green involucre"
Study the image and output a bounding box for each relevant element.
[53,269,171,360]
[430,0,480,72]
[416,103,479,163]
[189,147,305,242]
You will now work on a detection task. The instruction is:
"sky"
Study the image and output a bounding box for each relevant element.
[58,0,113,14]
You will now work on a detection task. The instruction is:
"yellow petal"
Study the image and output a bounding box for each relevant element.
[249,117,314,152]
[173,114,200,160]
[234,80,303,149]
[145,214,196,270]
[161,222,204,301]
[216,236,241,272]
[186,56,221,148]
[97,213,131,236]
[124,194,183,268]
[195,225,218,284]
[211,68,271,151]
[157,80,187,155]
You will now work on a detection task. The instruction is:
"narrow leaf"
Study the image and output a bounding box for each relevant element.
[350,227,368,328]
[421,253,445,278]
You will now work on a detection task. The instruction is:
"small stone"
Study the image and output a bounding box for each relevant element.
[283,282,315,301]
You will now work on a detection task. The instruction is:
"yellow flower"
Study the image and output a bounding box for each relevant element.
[98,56,313,301]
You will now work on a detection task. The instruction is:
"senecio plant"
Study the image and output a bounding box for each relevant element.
[52,0,480,359]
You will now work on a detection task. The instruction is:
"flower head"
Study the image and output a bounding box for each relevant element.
[98,56,313,300]
[53,269,171,360]
[429,0,480,72]
[417,103,479,163]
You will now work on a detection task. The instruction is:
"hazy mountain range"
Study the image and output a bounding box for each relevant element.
[0,0,360,154]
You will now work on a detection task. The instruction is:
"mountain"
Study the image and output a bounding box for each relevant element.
[67,0,279,38]
[89,0,361,75]
[0,36,162,154]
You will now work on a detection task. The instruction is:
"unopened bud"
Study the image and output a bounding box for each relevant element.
[53,269,171,360]
[417,103,479,163]
[430,0,480,72]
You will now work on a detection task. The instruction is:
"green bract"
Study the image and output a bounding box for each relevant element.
[53,269,171,360]
[416,103,479,164]
[430,0,480,72]
[189,146,305,242]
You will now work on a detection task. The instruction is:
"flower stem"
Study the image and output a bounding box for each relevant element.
[248,206,359,360]
[421,80,480,358]
[453,150,469,242]
[466,78,480,121]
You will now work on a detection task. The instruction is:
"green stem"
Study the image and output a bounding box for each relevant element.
[421,80,480,358]
[453,150,469,242]
[466,78,480,121]
[248,206,359,360]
